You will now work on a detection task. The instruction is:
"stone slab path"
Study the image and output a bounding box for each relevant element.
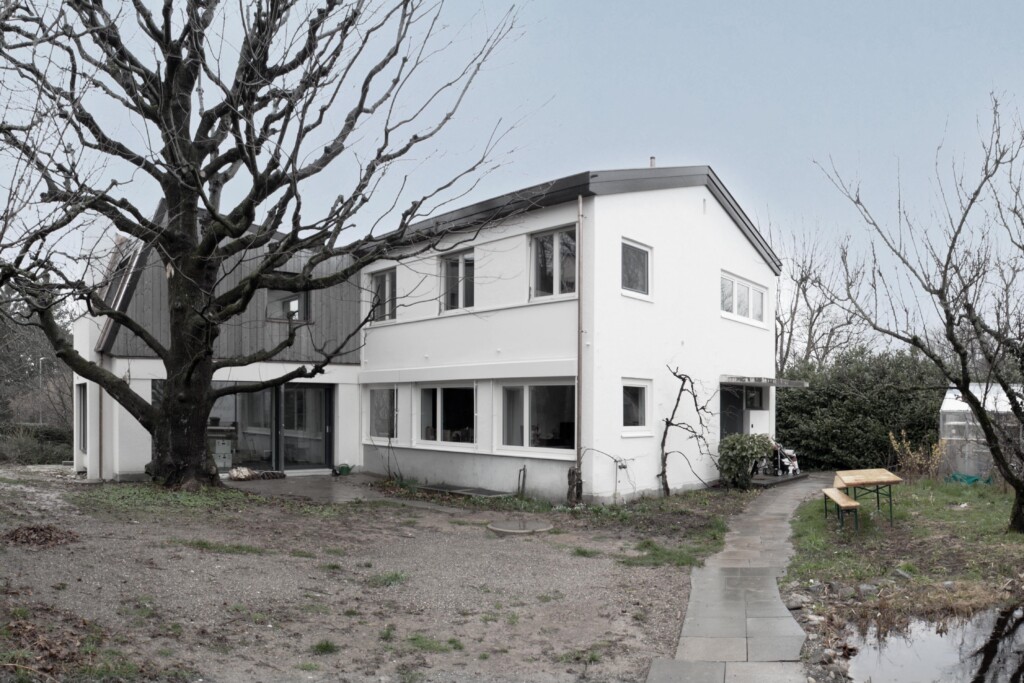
[646,474,827,683]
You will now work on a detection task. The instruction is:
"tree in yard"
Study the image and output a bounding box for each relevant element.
[827,102,1024,532]
[774,232,868,376]
[0,1,515,489]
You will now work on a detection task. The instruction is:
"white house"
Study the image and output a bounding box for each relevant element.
[72,166,782,502]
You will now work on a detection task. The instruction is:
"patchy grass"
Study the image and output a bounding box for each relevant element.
[71,483,258,517]
[379,624,395,641]
[407,634,462,653]
[557,644,604,664]
[310,639,340,655]
[170,538,265,555]
[572,547,601,558]
[298,662,320,671]
[619,529,725,568]
[289,549,315,558]
[366,571,407,588]
[789,479,1024,628]
[318,562,342,572]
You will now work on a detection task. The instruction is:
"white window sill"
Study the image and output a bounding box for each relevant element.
[720,311,767,329]
[492,447,578,462]
[621,289,653,303]
[621,431,653,439]
[411,441,479,452]
[530,292,577,304]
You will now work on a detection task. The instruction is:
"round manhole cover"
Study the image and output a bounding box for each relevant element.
[486,519,553,536]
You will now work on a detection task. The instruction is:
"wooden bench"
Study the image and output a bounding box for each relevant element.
[822,487,860,530]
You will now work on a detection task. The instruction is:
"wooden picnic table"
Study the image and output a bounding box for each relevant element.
[835,468,903,527]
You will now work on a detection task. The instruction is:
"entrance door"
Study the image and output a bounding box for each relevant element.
[719,385,745,440]
[281,384,332,469]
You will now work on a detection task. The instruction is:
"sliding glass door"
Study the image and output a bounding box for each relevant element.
[281,384,331,469]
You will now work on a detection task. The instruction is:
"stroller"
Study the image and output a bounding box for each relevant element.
[755,438,800,477]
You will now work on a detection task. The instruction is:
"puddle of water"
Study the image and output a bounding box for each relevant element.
[848,606,1024,683]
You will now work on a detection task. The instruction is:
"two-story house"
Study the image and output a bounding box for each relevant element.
[72,166,781,502]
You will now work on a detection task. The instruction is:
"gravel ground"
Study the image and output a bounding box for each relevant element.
[0,466,690,682]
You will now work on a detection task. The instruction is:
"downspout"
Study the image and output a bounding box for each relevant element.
[574,195,584,503]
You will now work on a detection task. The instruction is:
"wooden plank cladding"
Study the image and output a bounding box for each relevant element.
[106,247,362,365]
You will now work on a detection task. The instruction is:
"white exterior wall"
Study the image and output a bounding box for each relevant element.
[583,187,777,501]
[360,203,585,499]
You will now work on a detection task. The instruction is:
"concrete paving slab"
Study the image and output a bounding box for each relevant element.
[747,636,806,662]
[647,660,725,683]
[746,617,806,638]
[677,637,747,662]
[646,474,828,683]
[725,661,805,682]
[682,616,747,638]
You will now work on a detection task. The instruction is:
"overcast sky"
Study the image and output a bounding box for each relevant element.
[434,0,1024,251]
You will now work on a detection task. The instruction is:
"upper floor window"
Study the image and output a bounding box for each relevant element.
[370,269,397,321]
[442,251,474,311]
[720,273,765,323]
[621,241,650,296]
[533,228,576,297]
[267,288,309,321]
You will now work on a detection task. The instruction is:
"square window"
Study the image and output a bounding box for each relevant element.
[532,228,576,298]
[621,242,649,295]
[371,269,397,321]
[442,252,474,311]
[369,388,396,438]
[745,387,764,410]
[418,386,475,443]
[267,288,309,321]
[623,386,646,427]
[501,382,575,450]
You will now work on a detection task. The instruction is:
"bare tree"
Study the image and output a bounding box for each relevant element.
[657,366,715,496]
[827,101,1024,532]
[775,232,867,375]
[0,1,516,489]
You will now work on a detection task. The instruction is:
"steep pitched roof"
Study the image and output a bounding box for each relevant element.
[409,166,782,275]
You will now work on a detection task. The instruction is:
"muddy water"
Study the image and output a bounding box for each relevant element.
[847,606,1023,683]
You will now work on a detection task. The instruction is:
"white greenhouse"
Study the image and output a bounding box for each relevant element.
[939,384,1022,479]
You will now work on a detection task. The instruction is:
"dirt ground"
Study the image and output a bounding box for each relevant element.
[0,466,722,683]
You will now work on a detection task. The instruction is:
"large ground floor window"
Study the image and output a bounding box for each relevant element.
[502,382,575,449]
[420,386,475,443]
[152,380,333,472]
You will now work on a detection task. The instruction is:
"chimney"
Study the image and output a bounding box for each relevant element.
[649,156,656,168]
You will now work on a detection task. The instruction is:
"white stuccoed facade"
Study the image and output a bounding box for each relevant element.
[72,167,780,502]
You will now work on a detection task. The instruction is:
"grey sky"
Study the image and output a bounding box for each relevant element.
[440,1,1024,247]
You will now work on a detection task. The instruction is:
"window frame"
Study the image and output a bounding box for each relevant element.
[621,379,653,436]
[621,239,652,298]
[416,384,477,445]
[368,386,397,440]
[369,268,397,322]
[441,250,475,312]
[266,285,310,322]
[76,383,88,452]
[531,227,577,299]
[498,379,576,454]
[720,272,767,325]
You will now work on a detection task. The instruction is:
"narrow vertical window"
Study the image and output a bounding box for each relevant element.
[532,228,576,298]
[442,252,474,311]
[736,283,750,318]
[623,386,646,427]
[371,269,397,321]
[720,276,734,313]
[420,388,437,441]
[502,386,524,446]
[369,388,396,438]
[76,383,88,452]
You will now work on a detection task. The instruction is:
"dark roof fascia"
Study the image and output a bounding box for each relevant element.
[398,166,782,275]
